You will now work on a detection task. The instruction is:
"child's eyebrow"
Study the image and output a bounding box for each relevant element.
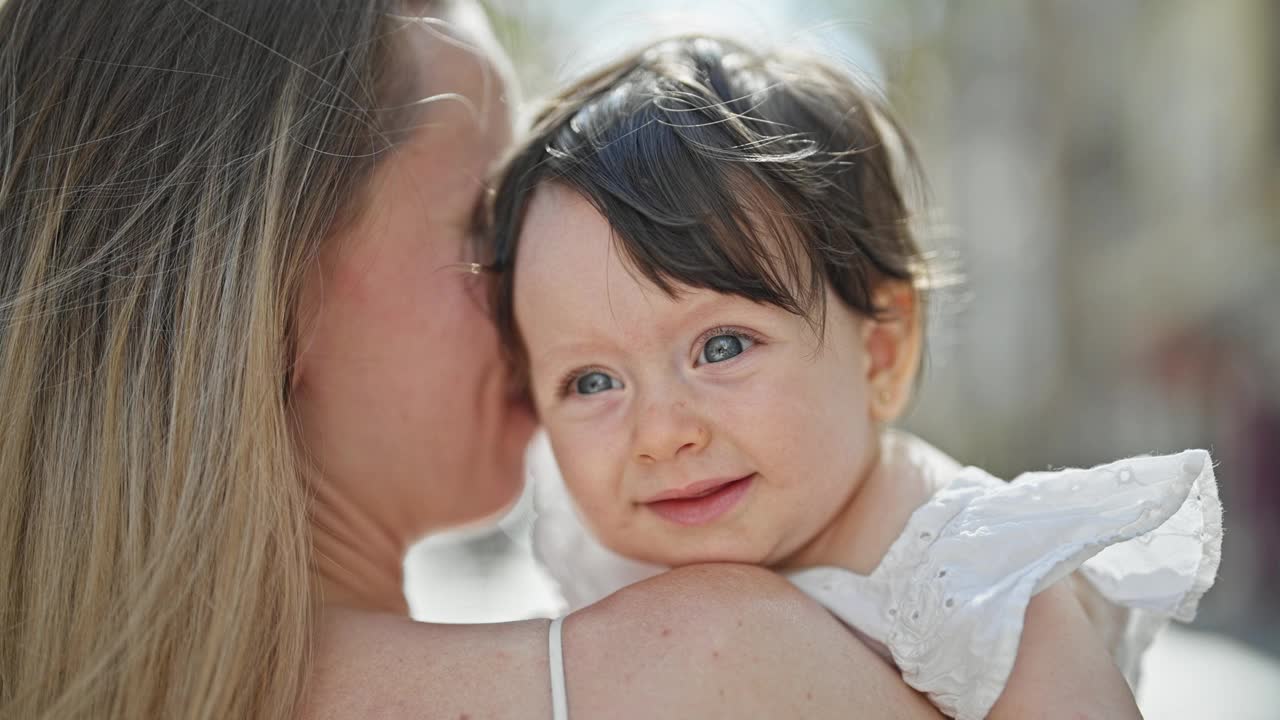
[529,339,618,370]
[657,289,777,325]
[527,292,778,369]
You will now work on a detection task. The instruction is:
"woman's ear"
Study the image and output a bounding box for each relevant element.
[862,282,921,423]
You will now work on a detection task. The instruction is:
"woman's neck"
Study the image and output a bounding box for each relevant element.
[309,477,412,615]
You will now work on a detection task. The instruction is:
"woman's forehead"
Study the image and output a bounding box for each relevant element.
[379,0,516,142]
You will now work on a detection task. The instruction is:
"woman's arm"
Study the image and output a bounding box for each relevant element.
[303,563,943,719]
[987,581,1142,719]
[565,564,944,719]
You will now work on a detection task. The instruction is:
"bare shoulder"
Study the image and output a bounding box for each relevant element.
[565,564,943,719]
[299,606,551,720]
[300,566,943,720]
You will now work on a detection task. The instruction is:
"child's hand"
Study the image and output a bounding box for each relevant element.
[987,580,1142,719]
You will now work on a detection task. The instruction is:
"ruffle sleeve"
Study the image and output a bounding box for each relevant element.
[881,449,1221,720]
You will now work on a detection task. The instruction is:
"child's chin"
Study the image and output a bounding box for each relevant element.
[646,544,770,569]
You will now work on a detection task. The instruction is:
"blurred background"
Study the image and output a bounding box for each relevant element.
[408,1,1280,716]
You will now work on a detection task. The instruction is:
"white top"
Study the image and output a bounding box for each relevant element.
[529,431,1222,720]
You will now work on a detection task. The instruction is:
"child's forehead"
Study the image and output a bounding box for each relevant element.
[513,184,612,281]
[514,187,786,353]
[522,288,770,368]
[516,179,813,294]
[514,189,670,313]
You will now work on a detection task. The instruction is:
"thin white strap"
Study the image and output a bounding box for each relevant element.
[548,616,569,720]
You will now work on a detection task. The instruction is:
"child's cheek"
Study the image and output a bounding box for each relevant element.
[557,414,627,503]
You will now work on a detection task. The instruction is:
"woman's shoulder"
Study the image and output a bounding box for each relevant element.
[300,605,553,720]
[302,565,942,720]
[563,564,842,716]
[566,564,942,719]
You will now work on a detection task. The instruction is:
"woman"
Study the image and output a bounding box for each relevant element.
[0,1,942,718]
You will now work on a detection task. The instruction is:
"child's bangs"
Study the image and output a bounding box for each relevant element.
[488,35,930,379]
[547,87,827,324]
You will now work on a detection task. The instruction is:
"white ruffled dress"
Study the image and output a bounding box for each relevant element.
[528,431,1222,720]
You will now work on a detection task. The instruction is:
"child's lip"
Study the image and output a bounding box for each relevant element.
[643,475,756,527]
[643,474,755,503]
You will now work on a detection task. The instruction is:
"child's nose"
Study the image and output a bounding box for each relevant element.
[632,398,709,464]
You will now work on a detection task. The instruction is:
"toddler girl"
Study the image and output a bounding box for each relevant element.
[483,36,1221,719]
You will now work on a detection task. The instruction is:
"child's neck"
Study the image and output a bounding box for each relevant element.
[775,434,931,576]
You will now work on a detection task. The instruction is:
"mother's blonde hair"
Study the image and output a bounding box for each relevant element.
[0,1,432,717]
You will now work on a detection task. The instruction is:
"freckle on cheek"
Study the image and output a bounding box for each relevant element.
[660,627,671,637]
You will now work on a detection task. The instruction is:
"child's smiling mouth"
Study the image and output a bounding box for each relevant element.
[642,474,756,526]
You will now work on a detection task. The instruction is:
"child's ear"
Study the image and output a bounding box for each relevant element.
[862,282,920,423]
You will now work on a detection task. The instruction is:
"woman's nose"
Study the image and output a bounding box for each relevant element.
[632,398,710,464]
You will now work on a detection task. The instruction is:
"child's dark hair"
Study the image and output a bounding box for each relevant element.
[485,35,928,381]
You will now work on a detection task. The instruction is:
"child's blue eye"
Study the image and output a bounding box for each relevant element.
[700,333,752,364]
[575,370,621,395]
